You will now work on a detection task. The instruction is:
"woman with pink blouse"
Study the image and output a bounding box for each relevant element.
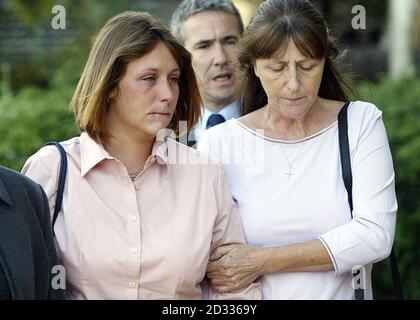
[21,11,260,300]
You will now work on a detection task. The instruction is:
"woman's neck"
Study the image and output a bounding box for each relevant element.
[104,131,155,175]
[266,101,320,141]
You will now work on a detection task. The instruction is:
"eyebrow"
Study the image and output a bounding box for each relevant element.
[139,67,181,74]
[193,35,239,48]
[271,58,315,64]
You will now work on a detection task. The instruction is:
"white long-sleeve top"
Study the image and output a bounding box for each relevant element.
[197,101,397,299]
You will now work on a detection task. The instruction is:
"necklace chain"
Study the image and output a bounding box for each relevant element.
[128,170,141,181]
[266,107,317,181]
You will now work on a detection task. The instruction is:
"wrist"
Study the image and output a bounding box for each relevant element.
[260,246,285,274]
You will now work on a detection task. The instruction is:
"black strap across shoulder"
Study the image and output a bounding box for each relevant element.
[44,142,67,236]
[337,102,404,300]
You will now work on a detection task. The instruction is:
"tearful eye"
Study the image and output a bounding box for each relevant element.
[169,77,180,84]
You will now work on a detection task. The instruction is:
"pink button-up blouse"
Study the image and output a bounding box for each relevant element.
[22,132,261,300]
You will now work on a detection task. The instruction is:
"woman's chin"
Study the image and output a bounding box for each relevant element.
[281,106,311,119]
[151,125,174,139]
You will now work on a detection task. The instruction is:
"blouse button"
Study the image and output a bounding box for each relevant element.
[129,282,136,289]
[130,216,137,222]
[150,157,156,163]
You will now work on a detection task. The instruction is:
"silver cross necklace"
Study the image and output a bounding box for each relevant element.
[266,107,316,181]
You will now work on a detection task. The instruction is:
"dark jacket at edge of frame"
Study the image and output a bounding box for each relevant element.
[0,166,65,300]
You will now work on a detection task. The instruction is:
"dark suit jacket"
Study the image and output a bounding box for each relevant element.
[0,166,65,299]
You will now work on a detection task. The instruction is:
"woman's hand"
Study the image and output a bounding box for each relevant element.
[206,244,265,294]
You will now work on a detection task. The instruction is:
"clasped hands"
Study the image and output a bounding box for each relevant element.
[206,244,264,294]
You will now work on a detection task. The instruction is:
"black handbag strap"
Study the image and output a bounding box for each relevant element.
[44,142,67,237]
[338,103,364,300]
[338,103,404,300]
[338,103,354,216]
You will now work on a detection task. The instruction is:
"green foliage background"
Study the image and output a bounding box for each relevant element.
[358,76,420,299]
[0,0,419,299]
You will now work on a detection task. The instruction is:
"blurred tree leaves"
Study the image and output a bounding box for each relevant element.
[0,59,78,168]
[1,0,155,92]
[358,75,420,299]
[7,0,55,30]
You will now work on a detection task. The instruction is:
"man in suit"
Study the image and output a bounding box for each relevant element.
[171,0,244,146]
[0,166,64,299]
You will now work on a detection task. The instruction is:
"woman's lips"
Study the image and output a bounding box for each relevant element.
[284,97,304,101]
[283,97,305,104]
[148,112,171,117]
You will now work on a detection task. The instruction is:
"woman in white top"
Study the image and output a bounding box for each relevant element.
[198,0,397,299]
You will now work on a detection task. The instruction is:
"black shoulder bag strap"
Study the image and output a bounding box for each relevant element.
[44,142,67,237]
[338,102,404,300]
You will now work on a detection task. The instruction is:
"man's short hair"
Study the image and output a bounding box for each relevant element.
[170,0,244,43]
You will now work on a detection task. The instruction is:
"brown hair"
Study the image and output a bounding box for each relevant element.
[71,11,201,144]
[238,0,354,115]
